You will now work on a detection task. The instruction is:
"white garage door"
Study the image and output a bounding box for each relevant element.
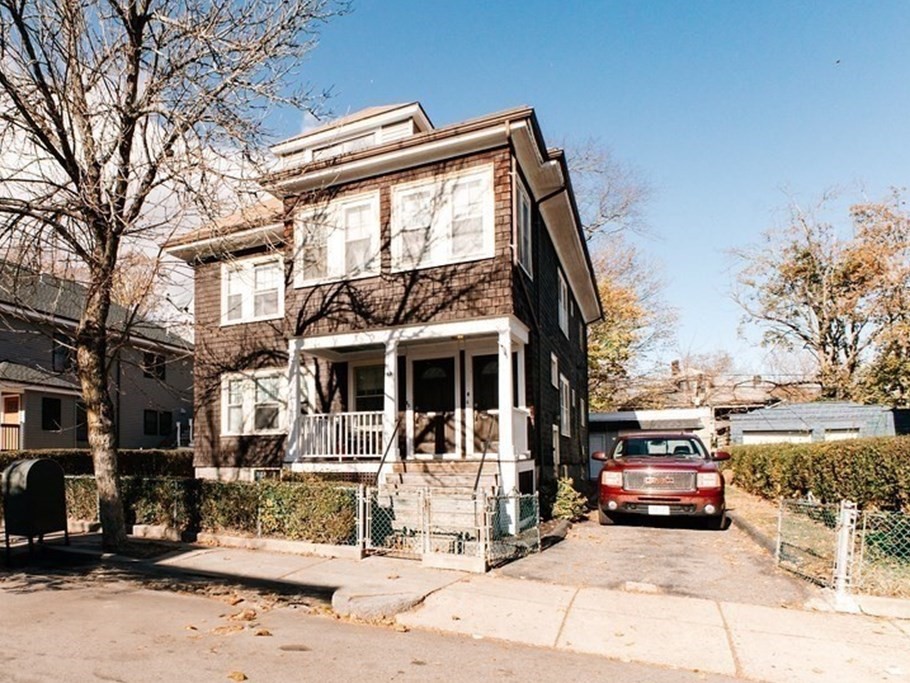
[741,430,811,445]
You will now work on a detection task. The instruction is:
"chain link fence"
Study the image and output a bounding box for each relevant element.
[854,510,910,598]
[777,499,840,586]
[777,498,910,598]
[364,487,540,566]
[59,475,541,569]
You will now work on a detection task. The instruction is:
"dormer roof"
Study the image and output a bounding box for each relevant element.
[271,102,433,168]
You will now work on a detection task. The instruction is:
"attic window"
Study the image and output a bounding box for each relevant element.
[312,132,376,161]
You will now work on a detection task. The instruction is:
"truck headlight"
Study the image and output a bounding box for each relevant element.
[697,472,721,488]
[601,471,623,487]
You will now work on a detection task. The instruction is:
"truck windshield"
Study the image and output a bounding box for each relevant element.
[615,438,706,458]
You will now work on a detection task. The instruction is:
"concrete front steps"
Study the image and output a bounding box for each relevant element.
[377,460,501,536]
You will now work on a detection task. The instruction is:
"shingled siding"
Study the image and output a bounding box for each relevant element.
[190,149,514,470]
[284,149,514,336]
[192,253,289,469]
[512,188,589,485]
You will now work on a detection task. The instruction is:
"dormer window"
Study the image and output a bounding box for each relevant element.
[312,132,376,162]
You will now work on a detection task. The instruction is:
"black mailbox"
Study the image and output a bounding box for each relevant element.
[3,458,69,559]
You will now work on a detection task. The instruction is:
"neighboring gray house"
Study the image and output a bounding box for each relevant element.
[729,402,908,445]
[0,263,193,451]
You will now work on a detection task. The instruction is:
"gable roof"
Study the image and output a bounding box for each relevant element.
[0,262,191,352]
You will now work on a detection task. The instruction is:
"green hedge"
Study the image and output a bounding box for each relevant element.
[39,475,358,545]
[0,449,194,477]
[730,437,910,510]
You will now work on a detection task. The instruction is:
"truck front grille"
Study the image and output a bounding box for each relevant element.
[624,470,696,493]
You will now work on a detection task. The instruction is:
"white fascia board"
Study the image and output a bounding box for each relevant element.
[270,126,509,196]
[538,195,601,323]
[510,122,563,198]
[510,123,599,323]
[271,104,432,158]
[295,315,528,353]
[165,223,285,262]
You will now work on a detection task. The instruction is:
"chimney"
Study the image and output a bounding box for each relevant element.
[671,360,680,376]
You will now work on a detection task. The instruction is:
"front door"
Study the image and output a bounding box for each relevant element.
[412,357,456,455]
[1,394,20,450]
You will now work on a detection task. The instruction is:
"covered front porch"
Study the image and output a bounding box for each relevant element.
[286,316,532,485]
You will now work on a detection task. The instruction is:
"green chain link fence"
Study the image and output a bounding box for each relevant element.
[777,498,910,598]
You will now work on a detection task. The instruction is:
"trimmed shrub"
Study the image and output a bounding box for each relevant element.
[731,437,910,510]
[197,477,358,544]
[45,475,359,546]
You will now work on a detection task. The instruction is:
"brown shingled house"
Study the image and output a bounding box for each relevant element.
[166,102,600,501]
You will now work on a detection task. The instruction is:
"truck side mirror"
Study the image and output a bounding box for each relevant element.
[591,450,609,461]
[713,450,731,462]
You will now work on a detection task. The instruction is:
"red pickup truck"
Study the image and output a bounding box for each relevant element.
[592,433,731,530]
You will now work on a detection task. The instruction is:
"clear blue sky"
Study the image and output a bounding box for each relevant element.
[273,1,910,374]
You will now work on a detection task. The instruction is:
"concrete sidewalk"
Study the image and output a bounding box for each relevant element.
[398,573,910,682]
[15,534,910,683]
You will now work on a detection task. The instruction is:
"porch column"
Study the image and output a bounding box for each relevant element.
[497,327,513,463]
[383,337,399,462]
[286,339,302,463]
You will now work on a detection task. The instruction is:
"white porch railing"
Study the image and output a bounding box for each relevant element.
[300,411,385,459]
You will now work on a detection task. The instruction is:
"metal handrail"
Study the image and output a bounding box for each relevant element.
[473,412,495,494]
[373,418,401,486]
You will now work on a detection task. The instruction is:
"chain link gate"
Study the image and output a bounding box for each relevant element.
[362,487,540,567]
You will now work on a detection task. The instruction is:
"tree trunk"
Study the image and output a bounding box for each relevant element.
[77,279,128,552]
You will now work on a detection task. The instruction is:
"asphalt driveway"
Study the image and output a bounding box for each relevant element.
[495,513,821,608]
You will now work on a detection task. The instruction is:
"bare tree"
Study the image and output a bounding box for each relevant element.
[564,138,653,244]
[0,0,342,550]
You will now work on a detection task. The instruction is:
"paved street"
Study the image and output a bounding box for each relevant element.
[0,569,738,683]
[498,513,817,607]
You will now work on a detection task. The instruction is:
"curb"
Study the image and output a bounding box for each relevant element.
[727,511,776,555]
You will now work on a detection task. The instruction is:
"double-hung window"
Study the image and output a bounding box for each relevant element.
[391,165,494,270]
[516,181,533,276]
[221,370,287,435]
[295,191,380,285]
[221,256,284,325]
[559,375,571,437]
[558,270,569,336]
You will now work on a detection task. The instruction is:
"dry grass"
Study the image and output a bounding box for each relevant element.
[726,485,780,542]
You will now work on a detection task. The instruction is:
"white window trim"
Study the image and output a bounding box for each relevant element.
[515,179,533,278]
[220,368,288,436]
[559,374,571,437]
[558,270,569,337]
[293,190,381,288]
[390,164,495,272]
[220,255,285,327]
[550,353,559,388]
